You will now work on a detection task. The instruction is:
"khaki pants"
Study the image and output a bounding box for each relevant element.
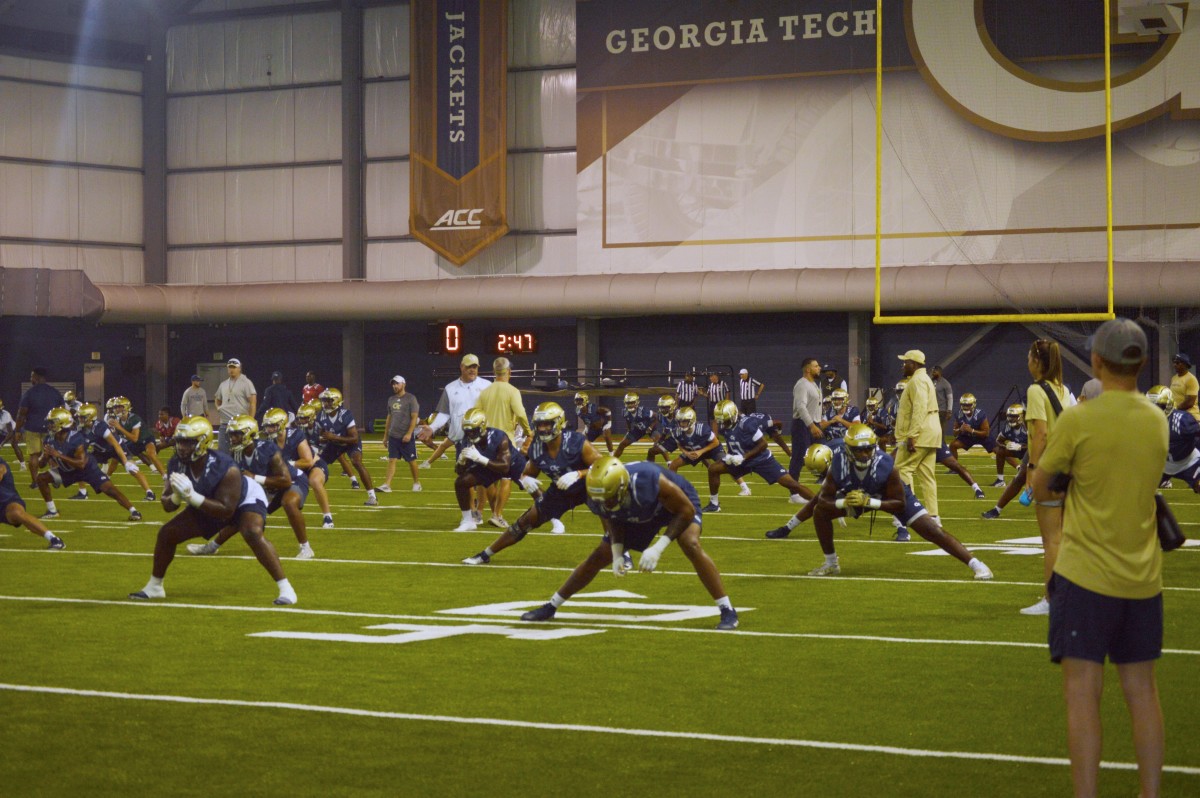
[23,431,44,455]
[894,445,938,518]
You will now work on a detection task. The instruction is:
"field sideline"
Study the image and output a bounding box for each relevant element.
[3,440,1198,796]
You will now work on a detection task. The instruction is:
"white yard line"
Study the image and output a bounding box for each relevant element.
[1,682,1197,775]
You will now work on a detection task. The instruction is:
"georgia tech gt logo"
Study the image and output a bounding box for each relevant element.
[432,208,484,231]
[908,0,1198,141]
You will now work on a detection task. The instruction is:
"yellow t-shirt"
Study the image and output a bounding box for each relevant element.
[1024,381,1070,434]
[1041,390,1168,599]
[473,381,531,440]
[1170,370,1200,422]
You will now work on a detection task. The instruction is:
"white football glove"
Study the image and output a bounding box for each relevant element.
[169,472,205,508]
[555,471,581,490]
[726,453,744,466]
[464,448,490,466]
[611,543,629,577]
[519,475,542,495]
[639,536,671,572]
[124,461,140,475]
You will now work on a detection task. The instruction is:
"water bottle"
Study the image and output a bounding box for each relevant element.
[1018,486,1034,506]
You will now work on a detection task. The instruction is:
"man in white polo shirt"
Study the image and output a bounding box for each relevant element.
[429,354,493,521]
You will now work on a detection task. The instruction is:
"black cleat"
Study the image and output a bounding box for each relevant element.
[716,607,739,630]
[764,526,792,539]
[521,602,557,622]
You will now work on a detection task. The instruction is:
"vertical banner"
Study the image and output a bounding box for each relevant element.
[411,0,508,266]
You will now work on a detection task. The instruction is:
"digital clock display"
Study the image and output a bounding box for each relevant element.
[426,322,464,355]
[492,332,538,354]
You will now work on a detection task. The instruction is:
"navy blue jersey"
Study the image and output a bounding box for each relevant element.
[829,446,893,497]
[317,407,360,459]
[234,439,304,483]
[467,428,514,463]
[743,411,777,433]
[587,462,701,525]
[529,430,586,479]
[822,404,861,440]
[997,422,1028,451]
[654,413,680,444]
[862,408,892,436]
[954,408,988,432]
[81,419,119,460]
[1167,409,1200,463]
[168,450,246,505]
[622,406,656,437]
[722,416,773,466]
[676,421,720,454]
[42,431,92,473]
[280,428,310,462]
[0,455,22,510]
[576,402,600,427]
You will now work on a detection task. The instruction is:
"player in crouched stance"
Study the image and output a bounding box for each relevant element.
[0,455,64,549]
[128,417,296,605]
[520,456,739,631]
[808,423,993,581]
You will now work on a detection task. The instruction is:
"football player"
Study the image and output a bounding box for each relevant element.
[316,388,378,506]
[763,443,840,539]
[520,456,740,631]
[451,408,526,532]
[128,416,296,605]
[33,408,141,521]
[647,394,681,463]
[612,393,658,459]
[932,441,988,500]
[949,393,993,457]
[707,400,813,509]
[0,455,64,549]
[808,424,993,580]
[818,388,860,445]
[70,402,143,501]
[461,402,600,565]
[992,404,1028,487]
[186,414,313,559]
[666,406,750,510]
[291,402,335,528]
[106,396,167,482]
[98,397,158,501]
[574,391,614,453]
[1148,386,1200,491]
[861,393,894,449]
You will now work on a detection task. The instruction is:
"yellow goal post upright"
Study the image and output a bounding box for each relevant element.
[871,0,1116,326]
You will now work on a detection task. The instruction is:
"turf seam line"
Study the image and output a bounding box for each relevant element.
[2,683,1198,775]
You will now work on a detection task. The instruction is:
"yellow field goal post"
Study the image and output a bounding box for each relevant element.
[871,0,1116,326]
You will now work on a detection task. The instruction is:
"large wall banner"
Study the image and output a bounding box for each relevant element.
[576,0,1200,274]
[411,0,509,266]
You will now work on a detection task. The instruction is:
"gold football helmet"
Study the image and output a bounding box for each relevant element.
[959,393,977,414]
[77,403,100,425]
[586,456,630,509]
[830,389,849,411]
[46,407,74,434]
[1146,385,1173,413]
[657,394,678,419]
[865,395,881,413]
[804,443,834,477]
[227,415,259,453]
[262,407,289,437]
[462,407,487,443]
[106,396,130,416]
[174,416,214,461]
[1006,403,1025,425]
[845,423,878,465]
[574,391,589,408]
[532,402,566,442]
[319,388,343,412]
[676,406,697,435]
[295,401,319,428]
[63,390,76,403]
[714,399,739,431]
[623,392,640,412]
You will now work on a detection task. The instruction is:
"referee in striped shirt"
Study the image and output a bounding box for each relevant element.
[737,368,764,413]
[705,372,730,423]
[675,373,699,408]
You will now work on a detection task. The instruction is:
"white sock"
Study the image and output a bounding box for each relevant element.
[736,480,746,487]
[785,516,801,530]
[715,596,732,610]
[931,515,941,526]
[46,501,57,513]
[825,553,839,566]
[891,515,902,528]
[462,510,473,522]
[145,575,163,590]
[483,547,495,557]
[208,540,221,552]
[299,542,311,551]
[276,577,294,593]
[709,495,719,506]
[549,592,566,608]
[367,489,376,498]
[971,483,979,491]
[43,531,56,541]
[968,558,987,572]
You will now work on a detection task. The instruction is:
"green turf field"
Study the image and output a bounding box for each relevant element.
[2,440,1198,796]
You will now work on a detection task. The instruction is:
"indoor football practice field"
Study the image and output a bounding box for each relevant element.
[3,439,1198,796]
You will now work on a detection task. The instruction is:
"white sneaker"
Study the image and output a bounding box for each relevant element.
[788,493,804,504]
[488,516,508,528]
[186,542,217,556]
[971,561,994,581]
[322,516,335,529]
[412,483,423,492]
[296,544,315,560]
[419,461,432,469]
[18,461,28,471]
[550,518,566,535]
[377,485,392,493]
[128,584,166,600]
[454,519,478,532]
[274,588,297,606]
[807,562,841,576]
[1020,597,1050,615]
[738,484,752,497]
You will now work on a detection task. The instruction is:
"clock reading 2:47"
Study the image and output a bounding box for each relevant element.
[493,333,538,354]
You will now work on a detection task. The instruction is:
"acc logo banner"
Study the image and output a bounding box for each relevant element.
[410,0,509,264]
[909,0,1200,141]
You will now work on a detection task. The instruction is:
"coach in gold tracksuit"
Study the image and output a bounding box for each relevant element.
[894,350,942,520]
